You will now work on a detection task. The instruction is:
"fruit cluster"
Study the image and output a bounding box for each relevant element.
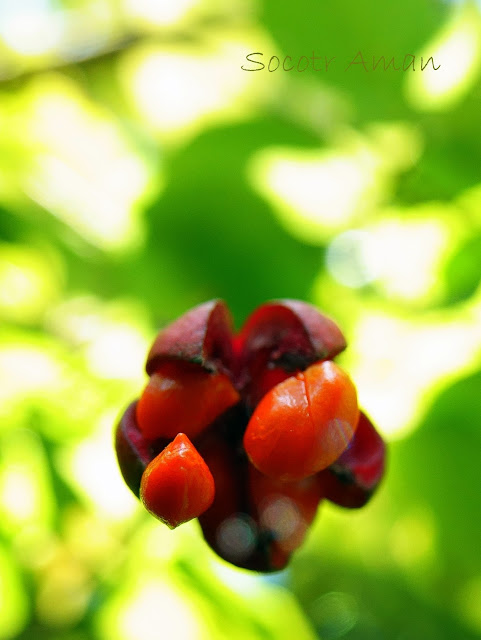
[115,300,386,572]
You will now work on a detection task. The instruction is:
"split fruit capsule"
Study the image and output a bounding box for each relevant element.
[114,299,386,572]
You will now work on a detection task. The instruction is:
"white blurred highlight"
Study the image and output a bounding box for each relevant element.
[21,79,150,252]
[248,141,384,244]
[326,214,454,303]
[122,36,267,141]
[117,580,199,640]
[0,346,62,407]
[351,307,481,439]
[0,0,64,56]
[123,0,199,26]
[0,469,37,522]
[406,4,481,111]
[62,412,139,521]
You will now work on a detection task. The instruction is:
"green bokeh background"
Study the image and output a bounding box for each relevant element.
[1,1,481,638]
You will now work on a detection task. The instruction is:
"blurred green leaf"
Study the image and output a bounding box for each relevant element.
[443,233,481,305]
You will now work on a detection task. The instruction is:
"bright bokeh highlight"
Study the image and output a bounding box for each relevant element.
[406,3,481,110]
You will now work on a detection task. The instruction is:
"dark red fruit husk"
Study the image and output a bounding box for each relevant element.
[115,401,168,497]
[320,411,386,508]
[196,417,284,572]
[235,300,347,407]
[146,300,235,376]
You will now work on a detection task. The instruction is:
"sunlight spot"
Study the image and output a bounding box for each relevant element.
[98,578,201,640]
[350,306,481,439]
[0,469,37,522]
[20,75,151,251]
[121,32,271,142]
[141,521,181,564]
[0,245,61,322]
[0,0,64,56]
[248,141,384,244]
[60,411,139,521]
[85,326,148,380]
[0,430,54,533]
[406,4,481,111]
[364,217,452,302]
[326,209,460,303]
[0,345,63,406]
[46,296,150,381]
[326,230,377,288]
[211,561,264,596]
[123,0,200,27]
[120,584,197,640]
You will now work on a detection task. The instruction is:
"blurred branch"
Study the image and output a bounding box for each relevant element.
[0,13,243,85]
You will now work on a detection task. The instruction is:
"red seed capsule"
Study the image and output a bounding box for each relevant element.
[114,298,386,572]
[243,360,359,482]
[140,433,215,529]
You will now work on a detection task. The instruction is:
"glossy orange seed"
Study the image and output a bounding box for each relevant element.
[140,433,215,529]
[136,360,240,441]
[243,360,359,481]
